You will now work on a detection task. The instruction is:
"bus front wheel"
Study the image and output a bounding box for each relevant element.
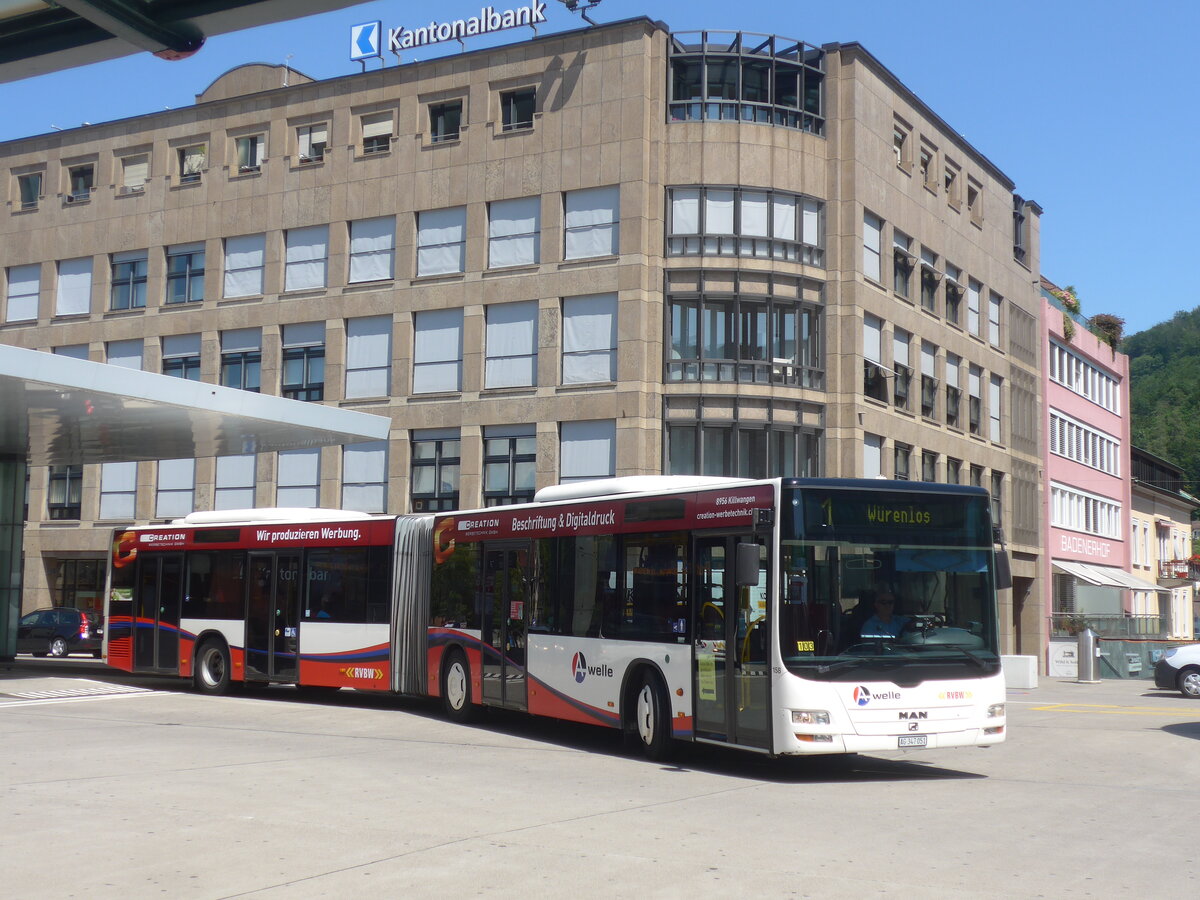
[194,640,232,696]
[442,650,475,723]
[632,672,673,761]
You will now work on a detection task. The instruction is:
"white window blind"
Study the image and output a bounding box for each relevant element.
[562,293,617,384]
[277,449,320,508]
[155,458,195,518]
[221,327,260,354]
[863,213,882,282]
[488,196,540,268]
[6,264,39,322]
[705,189,735,233]
[564,186,619,259]
[989,375,1003,442]
[345,315,392,398]
[560,420,615,482]
[283,321,324,349]
[53,344,89,359]
[412,308,463,393]
[297,124,327,160]
[162,333,200,358]
[945,353,960,389]
[215,454,256,510]
[99,462,137,519]
[863,434,882,478]
[122,155,149,189]
[892,330,910,368]
[361,113,392,138]
[55,257,92,316]
[180,144,206,177]
[772,195,796,240]
[106,339,143,369]
[921,342,936,377]
[285,225,329,291]
[485,301,538,388]
[348,217,395,283]
[989,293,1002,345]
[969,366,982,398]
[342,441,387,513]
[741,191,769,237]
[968,279,982,335]
[863,315,882,364]
[224,234,265,298]
[671,188,700,233]
[417,207,466,276]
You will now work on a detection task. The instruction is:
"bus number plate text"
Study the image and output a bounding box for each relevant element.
[898,735,927,748]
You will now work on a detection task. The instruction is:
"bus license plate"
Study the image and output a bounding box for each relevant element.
[898,735,927,748]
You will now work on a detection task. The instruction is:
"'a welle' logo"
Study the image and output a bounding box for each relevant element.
[571,652,613,684]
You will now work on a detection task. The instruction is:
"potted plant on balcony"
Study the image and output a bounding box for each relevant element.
[1089,313,1125,351]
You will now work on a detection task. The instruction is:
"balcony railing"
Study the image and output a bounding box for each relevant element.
[1049,613,1168,640]
[1158,560,1199,581]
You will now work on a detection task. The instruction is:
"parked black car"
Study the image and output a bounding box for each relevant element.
[17,607,103,658]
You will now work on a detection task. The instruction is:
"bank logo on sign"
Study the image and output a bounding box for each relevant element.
[350,21,382,61]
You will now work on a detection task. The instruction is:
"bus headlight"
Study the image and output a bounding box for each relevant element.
[791,709,830,725]
[987,703,1005,718]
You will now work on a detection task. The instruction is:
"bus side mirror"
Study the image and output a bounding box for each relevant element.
[735,543,760,588]
[995,549,1012,591]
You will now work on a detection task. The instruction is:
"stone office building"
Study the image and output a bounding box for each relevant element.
[0,17,1045,660]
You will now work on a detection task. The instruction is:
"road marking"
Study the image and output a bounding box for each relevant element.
[1028,702,1198,717]
[0,682,160,707]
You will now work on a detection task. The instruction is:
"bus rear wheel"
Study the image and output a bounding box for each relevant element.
[441,650,475,723]
[631,672,673,761]
[194,640,232,695]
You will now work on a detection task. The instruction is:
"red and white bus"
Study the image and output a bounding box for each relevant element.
[105,476,1009,758]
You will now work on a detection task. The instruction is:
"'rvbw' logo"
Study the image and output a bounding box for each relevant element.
[571,651,613,684]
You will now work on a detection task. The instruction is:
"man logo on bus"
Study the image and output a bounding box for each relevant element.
[573,652,587,683]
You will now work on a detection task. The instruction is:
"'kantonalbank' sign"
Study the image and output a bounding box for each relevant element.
[388,1,548,51]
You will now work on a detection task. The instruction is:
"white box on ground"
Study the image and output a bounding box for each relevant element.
[1002,655,1039,689]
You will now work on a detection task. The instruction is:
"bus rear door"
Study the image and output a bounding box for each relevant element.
[693,534,771,751]
[481,543,529,711]
[134,553,183,672]
[245,552,302,683]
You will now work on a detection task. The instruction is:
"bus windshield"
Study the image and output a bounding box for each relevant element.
[778,482,1001,681]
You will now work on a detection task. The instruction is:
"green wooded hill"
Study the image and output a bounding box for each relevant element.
[1124,306,1200,496]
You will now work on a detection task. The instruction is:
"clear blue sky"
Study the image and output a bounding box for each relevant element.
[3,0,1194,336]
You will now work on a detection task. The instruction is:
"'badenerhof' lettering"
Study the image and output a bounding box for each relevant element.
[388,2,547,51]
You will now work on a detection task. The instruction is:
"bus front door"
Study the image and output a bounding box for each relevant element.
[245,552,302,683]
[481,544,529,711]
[693,535,771,751]
[133,554,183,671]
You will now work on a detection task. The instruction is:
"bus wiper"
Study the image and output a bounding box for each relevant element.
[934,644,986,668]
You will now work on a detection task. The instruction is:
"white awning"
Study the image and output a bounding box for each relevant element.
[1053,561,1169,593]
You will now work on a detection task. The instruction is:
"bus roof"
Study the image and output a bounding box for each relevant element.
[533,475,754,503]
[171,507,380,526]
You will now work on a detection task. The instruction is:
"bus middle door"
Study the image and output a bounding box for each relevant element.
[481,543,529,711]
[245,552,302,683]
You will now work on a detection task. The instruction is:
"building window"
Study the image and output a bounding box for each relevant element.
[156,459,195,519]
[988,374,1003,443]
[667,32,825,135]
[919,248,940,311]
[922,451,937,483]
[17,172,42,209]
[162,333,201,380]
[560,420,615,483]
[488,196,540,268]
[1050,411,1120,476]
[667,186,823,266]
[110,252,148,310]
[120,154,148,193]
[892,329,911,411]
[416,207,466,276]
[281,322,325,401]
[411,430,459,511]
[668,420,820,479]
[177,143,206,184]
[920,341,938,418]
[345,315,392,399]
[296,123,327,163]
[563,293,617,385]
[223,234,265,298]
[485,300,538,389]
[221,328,261,392]
[967,278,982,336]
[284,225,329,291]
[918,144,937,190]
[863,212,882,283]
[945,353,961,428]
[892,231,913,298]
[278,449,320,508]
[106,338,143,370]
[47,466,83,520]
[99,462,137,519]
[970,464,984,488]
[893,443,911,481]
[348,216,395,283]
[500,87,535,132]
[1013,195,1029,263]
[668,272,822,388]
[67,163,94,201]
[893,125,908,168]
[1049,341,1120,413]
[235,135,264,172]
[1051,482,1121,539]
[55,257,92,316]
[361,112,393,154]
[968,365,983,435]
[944,162,960,205]
[967,178,982,224]
[946,457,961,484]
[162,243,204,304]
[990,471,1004,527]
[565,186,619,259]
[944,264,963,325]
[863,314,887,402]
[412,308,463,393]
[429,100,463,143]
[484,426,536,506]
[342,442,387,513]
[863,433,882,479]
[988,292,1003,346]
[5,264,39,322]
[214,454,255,510]
[53,344,88,360]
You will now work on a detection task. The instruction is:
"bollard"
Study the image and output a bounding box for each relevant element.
[1076,627,1101,683]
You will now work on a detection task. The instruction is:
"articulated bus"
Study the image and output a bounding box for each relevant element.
[105,476,1008,758]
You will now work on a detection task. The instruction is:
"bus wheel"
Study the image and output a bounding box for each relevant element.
[194,640,232,695]
[632,672,673,761]
[442,650,475,723]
